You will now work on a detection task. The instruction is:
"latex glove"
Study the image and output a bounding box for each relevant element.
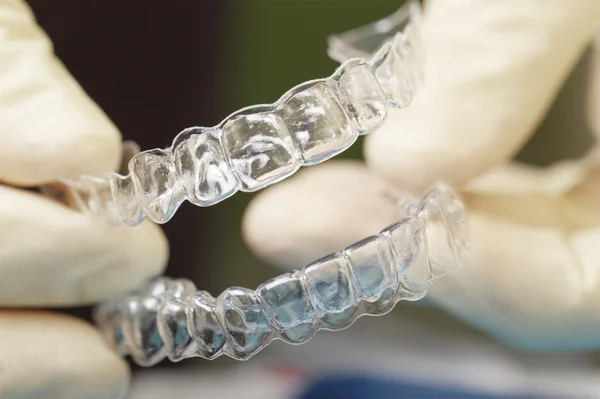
[243,0,600,351]
[0,1,168,397]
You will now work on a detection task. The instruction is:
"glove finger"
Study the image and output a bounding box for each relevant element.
[0,186,168,307]
[365,0,600,191]
[0,0,121,186]
[243,160,400,269]
[0,310,129,399]
[428,160,600,350]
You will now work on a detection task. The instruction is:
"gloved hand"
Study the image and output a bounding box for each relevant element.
[244,0,600,351]
[0,0,168,397]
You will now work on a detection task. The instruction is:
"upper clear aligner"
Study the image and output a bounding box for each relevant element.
[62,1,424,226]
[94,183,467,366]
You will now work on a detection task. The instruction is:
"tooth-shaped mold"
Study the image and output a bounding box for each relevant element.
[417,198,461,279]
[392,32,418,99]
[157,299,198,362]
[303,253,357,329]
[187,291,226,359]
[221,113,299,192]
[129,149,185,223]
[131,295,166,366]
[426,183,468,250]
[216,287,274,360]
[256,272,318,344]
[371,41,414,109]
[107,173,145,226]
[343,235,398,307]
[80,176,122,225]
[281,82,357,165]
[93,302,127,354]
[381,217,430,300]
[119,296,141,359]
[174,128,240,206]
[334,60,387,134]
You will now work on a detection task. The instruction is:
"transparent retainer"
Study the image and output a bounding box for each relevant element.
[94,182,467,366]
[56,1,425,226]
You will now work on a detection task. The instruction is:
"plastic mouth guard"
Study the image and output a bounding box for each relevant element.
[94,182,467,365]
[58,1,425,226]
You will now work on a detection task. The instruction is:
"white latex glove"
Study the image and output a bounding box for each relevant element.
[244,0,600,351]
[0,1,168,397]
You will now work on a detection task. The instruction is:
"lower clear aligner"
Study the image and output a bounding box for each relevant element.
[94,183,467,366]
[60,0,425,227]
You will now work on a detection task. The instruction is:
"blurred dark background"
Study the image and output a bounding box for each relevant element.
[27,0,595,386]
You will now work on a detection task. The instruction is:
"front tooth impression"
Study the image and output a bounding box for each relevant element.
[373,41,413,109]
[174,128,239,207]
[381,217,430,300]
[80,176,115,222]
[158,299,197,362]
[217,287,273,360]
[303,253,358,328]
[129,149,185,223]
[427,183,468,249]
[282,82,358,165]
[342,234,398,311]
[221,113,299,192]
[107,173,145,226]
[132,295,166,366]
[187,291,226,359]
[417,198,461,280]
[335,61,388,134]
[256,272,318,344]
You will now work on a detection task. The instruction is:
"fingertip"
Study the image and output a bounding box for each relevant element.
[363,104,522,192]
[242,177,307,269]
[364,0,600,190]
[0,0,123,185]
[80,220,170,303]
[2,94,123,186]
[0,185,169,306]
[0,310,131,399]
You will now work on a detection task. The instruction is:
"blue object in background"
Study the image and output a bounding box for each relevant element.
[298,374,552,399]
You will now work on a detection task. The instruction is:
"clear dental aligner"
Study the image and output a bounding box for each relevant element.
[62,1,424,226]
[94,183,467,366]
